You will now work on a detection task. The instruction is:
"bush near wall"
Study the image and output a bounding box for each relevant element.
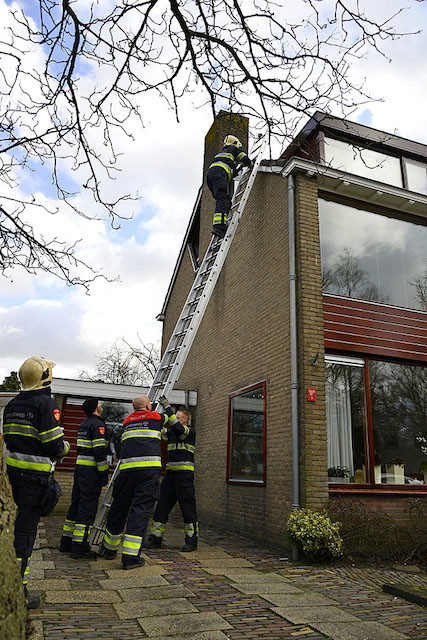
[328,497,427,564]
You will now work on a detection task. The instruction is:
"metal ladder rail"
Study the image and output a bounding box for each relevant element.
[89,134,267,547]
[147,134,268,407]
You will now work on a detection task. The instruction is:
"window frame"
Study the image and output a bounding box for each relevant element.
[326,353,427,494]
[226,380,267,486]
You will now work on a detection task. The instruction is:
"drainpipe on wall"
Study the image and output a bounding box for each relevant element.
[288,172,300,561]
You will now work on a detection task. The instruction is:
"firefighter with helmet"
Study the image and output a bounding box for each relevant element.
[3,356,70,609]
[207,135,252,239]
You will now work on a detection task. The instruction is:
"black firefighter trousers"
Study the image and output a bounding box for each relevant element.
[151,471,198,544]
[8,469,48,586]
[207,166,232,228]
[103,468,160,558]
[61,466,104,548]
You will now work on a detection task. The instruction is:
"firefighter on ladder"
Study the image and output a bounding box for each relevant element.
[97,394,178,569]
[207,135,252,239]
[59,398,109,559]
[146,401,198,552]
[3,356,70,609]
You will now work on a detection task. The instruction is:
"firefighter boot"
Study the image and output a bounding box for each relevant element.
[145,535,162,549]
[70,542,98,560]
[97,542,117,560]
[212,224,227,239]
[182,536,198,552]
[24,586,41,610]
[122,555,146,570]
[59,536,72,553]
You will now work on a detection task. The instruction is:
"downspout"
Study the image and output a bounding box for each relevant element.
[288,172,300,560]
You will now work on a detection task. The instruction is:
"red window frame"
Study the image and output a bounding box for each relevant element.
[227,380,267,486]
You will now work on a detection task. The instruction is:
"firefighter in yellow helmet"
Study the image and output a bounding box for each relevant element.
[207,135,252,239]
[3,356,70,609]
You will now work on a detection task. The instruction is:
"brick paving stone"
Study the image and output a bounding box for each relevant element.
[198,558,254,568]
[232,584,303,595]
[30,560,56,569]
[272,606,359,624]
[312,620,409,639]
[105,565,167,578]
[118,585,195,600]
[45,590,123,603]
[261,593,338,607]
[114,597,198,619]
[145,632,230,640]
[138,611,233,636]
[177,550,233,559]
[28,579,71,590]
[99,575,169,589]
[204,569,290,582]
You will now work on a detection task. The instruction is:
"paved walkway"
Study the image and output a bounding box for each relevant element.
[28,515,427,640]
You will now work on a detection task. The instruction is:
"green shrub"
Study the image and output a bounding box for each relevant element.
[287,508,343,561]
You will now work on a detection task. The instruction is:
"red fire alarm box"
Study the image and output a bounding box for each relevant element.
[307,388,316,402]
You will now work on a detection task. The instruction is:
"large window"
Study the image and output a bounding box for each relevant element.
[326,356,427,487]
[324,137,403,187]
[406,159,427,196]
[319,198,427,310]
[227,382,266,484]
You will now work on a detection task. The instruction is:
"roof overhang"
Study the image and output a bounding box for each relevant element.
[0,378,197,407]
[260,158,427,219]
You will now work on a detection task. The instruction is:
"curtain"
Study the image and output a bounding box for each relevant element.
[326,373,354,476]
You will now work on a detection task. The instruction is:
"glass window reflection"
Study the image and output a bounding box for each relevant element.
[369,360,427,485]
[229,384,265,482]
[324,137,403,187]
[406,159,427,196]
[319,198,427,310]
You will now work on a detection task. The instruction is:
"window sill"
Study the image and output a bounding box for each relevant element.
[329,483,427,495]
[227,478,265,486]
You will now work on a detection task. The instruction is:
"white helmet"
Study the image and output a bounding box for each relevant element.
[19,356,56,391]
[224,135,242,149]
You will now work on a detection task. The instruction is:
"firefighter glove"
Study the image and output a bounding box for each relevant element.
[158,395,171,409]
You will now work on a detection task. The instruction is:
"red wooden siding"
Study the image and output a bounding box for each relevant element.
[57,402,85,470]
[323,294,427,362]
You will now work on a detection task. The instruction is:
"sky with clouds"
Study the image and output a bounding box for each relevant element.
[1,0,427,382]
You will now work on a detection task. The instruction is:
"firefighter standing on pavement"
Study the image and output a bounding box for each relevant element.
[3,356,70,610]
[207,135,252,239]
[146,403,198,552]
[98,394,178,570]
[59,398,109,559]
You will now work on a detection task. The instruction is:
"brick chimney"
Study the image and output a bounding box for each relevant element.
[199,111,249,251]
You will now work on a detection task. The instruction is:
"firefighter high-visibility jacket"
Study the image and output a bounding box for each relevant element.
[116,408,176,471]
[75,414,109,478]
[162,420,195,472]
[3,388,69,474]
[208,143,252,182]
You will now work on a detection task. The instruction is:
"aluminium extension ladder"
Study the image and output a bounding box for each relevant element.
[89,133,268,547]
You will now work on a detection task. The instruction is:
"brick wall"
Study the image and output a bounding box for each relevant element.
[295,173,328,510]
[161,125,292,546]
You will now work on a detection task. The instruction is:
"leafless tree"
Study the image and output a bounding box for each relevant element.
[322,246,387,303]
[0,1,416,287]
[80,338,160,386]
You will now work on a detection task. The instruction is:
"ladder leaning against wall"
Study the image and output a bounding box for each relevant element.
[89,133,268,547]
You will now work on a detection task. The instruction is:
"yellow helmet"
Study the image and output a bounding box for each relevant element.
[224,135,242,149]
[19,356,56,391]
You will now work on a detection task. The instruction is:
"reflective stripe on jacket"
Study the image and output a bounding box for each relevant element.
[208,144,251,181]
[3,388,68,475]
[75,414,109,473]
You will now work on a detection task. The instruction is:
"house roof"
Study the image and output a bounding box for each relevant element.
[0,378,197,407]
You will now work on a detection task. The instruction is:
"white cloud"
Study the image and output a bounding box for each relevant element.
[1,0,427,385]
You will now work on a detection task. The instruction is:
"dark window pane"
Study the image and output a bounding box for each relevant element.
[229,385,265,482]
[326,362,366,483]
[369,361,427,485]
[319,198,427,310]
